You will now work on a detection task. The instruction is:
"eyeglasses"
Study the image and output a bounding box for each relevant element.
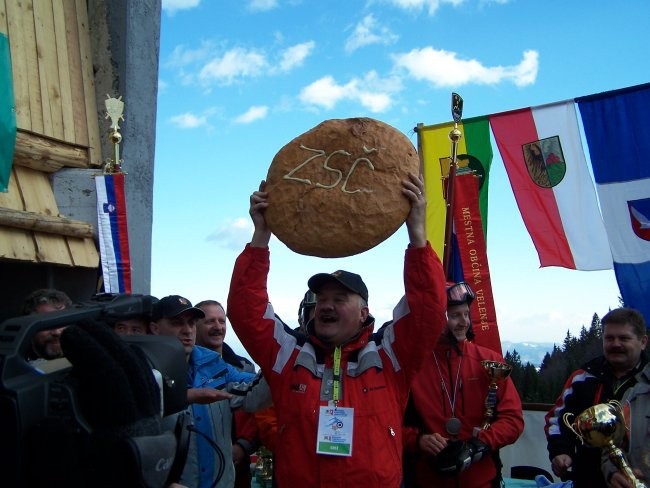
[446,282,475,305]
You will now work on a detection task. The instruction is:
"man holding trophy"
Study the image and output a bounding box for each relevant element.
[402,281,524,488]
[545,308,648,488]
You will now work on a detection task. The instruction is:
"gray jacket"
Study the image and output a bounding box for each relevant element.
[602,362,650,485]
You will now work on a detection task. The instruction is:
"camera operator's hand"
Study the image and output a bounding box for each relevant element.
[187,386,233,404]
[59,320,178,487]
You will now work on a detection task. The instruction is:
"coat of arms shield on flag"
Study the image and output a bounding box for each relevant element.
[628,198,650,241]
[522,136,566,188]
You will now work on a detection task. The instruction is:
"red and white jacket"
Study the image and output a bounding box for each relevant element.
[403,339,524,488]
[227,243,446,488]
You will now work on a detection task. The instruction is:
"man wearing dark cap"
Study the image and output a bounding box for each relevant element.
[150,295,256,488]
[402,281,524,488]
[227,174,447,487]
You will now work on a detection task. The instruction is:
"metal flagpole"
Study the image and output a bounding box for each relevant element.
[442,93,463,279]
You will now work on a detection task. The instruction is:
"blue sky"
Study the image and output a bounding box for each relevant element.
[151,0,649,355]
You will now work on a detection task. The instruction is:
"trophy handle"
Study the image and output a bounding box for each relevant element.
[562,412,583,443]
[607,399,624,416]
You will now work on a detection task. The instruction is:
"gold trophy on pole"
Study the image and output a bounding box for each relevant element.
[104,94,125,174]
[479,360,513,429]
[563,400,647,487]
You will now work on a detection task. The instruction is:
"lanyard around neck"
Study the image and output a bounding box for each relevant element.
[332,346,342,405]
[432,350,462,415]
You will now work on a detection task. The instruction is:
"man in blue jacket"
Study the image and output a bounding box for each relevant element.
[150,295,256,488]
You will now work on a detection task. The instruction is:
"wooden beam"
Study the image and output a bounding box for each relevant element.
[0,207,94,239]
[13,129,90,172]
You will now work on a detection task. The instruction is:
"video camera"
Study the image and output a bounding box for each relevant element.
[0,293,189,487]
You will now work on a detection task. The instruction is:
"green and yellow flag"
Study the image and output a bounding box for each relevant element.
[418,116,493,257]
[0,33,17,193]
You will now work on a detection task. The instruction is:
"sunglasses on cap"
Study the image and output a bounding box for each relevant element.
[446,281,475,305]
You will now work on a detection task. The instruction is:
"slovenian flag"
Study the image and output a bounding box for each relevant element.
[0,33,17,193]
[489,101,612,271]
[95,173,132,293]
[576,83,650,322]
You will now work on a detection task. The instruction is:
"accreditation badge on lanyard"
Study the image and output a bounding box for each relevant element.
[316,404,354,456]
[316,346,354,456]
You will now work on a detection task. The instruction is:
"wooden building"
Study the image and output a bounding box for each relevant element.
[0,0,161,320]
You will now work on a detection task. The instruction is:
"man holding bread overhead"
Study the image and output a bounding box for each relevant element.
[227,148,447,485]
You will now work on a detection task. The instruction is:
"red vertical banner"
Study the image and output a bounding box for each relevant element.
[453,174,501,354]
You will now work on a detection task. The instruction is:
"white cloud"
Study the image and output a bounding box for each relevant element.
[199,47,268,85]
[511,50,539,86]
[299,71,401,112]
[385,0,464,15]
[166,40,312,87]
[276,41,315,72]
[206,218,254,250]
[299,76,348,110]
[345,14,398,53]
[234,105,269,124]
[248,0,278,12]
[169,112,209,129]
[166,41,214,68]
[392,48,538,87]
[162,0,201,15]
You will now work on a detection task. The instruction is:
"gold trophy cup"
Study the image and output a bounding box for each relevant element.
[563,400,646,487]
[480,360,512,429]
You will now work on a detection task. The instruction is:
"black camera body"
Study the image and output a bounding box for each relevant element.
[0,294,188,486]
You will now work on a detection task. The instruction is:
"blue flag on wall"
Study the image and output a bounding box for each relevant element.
[0,33,17,193]
[576,83,650,323]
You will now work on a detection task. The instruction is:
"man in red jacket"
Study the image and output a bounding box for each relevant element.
[403,281,524,488]
[227,173,447,487]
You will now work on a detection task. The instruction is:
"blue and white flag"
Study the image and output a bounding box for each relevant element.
[576,83,650,323]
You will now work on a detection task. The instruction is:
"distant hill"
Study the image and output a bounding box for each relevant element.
[502,341,557,368]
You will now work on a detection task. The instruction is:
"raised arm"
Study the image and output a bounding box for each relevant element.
[402,172,427,248]
[388,172,446,382]
[250,180,271,248]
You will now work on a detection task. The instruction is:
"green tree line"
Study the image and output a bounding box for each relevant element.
[504,314,603,404]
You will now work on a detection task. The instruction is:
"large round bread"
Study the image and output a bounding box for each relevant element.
[265,117,420,257]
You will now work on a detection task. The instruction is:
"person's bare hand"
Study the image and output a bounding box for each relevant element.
[232,443,246,465]
[418,432,448,456]
[402,172,426,248]
[609,468,645,488]
[609,471,634,488]
[551,454,572,478]
[187,387,233,405]
[249,180,271,247]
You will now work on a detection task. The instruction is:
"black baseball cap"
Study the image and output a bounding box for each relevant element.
[308,270,369,302]
[152,295,205,321]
